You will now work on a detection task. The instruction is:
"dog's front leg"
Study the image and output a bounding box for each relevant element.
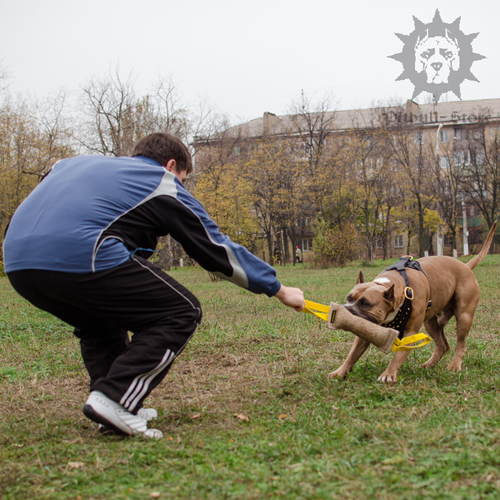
[328,336,370,379]
[377,350,411,383]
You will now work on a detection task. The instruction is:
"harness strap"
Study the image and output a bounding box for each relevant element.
[384,256,426,287]
[383,256,427,340]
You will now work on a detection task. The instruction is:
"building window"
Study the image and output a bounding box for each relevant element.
[414,131,424,145]
[375,239,383,249]
[302,239,313,252]
[444,233,453,245]
[475,151,485,165]
[439,129,449,142]
[233,146,241,156]
[440,156,450,169]
[454,127,463,140]
[394,235,404,248]
[454,150,470,166]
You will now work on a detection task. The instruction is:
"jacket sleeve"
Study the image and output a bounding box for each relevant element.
[135,177,281,297]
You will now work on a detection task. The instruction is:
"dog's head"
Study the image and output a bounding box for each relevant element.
[344,271,397,325]
[414,29,460,84]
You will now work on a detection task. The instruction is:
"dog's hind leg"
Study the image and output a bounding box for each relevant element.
[328,336,370,379]
[437,302,455,327]
[447,309,475,372]
[422,316,450,368]
[447,287,480,372]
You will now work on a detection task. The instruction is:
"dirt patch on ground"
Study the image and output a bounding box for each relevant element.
[0,337,349,438]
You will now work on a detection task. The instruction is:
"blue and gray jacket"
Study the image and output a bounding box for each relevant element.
[3,155,281,297]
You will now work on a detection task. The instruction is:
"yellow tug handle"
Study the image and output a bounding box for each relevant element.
[391,333,432,352]
[303,300,330,322]
[303,300,431,352]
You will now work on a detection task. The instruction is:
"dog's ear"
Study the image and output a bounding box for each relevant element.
[383,285,395,304]
[415,29,429,48]
[357,271,365,284]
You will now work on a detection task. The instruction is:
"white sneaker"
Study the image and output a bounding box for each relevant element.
[99,407,158,434]
[137,407,158,422]
[84,391,162,439]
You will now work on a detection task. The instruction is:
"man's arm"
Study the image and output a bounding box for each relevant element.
[136,174,279,295]
[125,172,306,307]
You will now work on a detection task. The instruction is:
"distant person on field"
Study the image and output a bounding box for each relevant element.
[273,244,281,265]
[3,133,305,439]
[296,245,302,263]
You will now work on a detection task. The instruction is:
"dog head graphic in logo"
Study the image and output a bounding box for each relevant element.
[415,29,460,84]
[390,10,485,102]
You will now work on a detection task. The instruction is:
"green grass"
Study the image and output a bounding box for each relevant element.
[1,256,500,499]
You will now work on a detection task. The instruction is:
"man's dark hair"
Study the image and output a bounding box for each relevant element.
[132,133,192,174]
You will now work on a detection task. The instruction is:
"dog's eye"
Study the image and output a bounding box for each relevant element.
[440,49,453,59]
[422,49,434,59]
[346,294,353,303]
[359,299,371,308]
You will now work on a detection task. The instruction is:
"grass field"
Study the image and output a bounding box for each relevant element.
[1,256,500,499]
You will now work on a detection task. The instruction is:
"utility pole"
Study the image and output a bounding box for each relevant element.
[462,199,469,256]
[437,225,443,256]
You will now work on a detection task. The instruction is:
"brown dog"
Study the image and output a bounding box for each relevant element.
[329,222,497,383]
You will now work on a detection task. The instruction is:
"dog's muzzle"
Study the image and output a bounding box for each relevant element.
[344,305,379,325]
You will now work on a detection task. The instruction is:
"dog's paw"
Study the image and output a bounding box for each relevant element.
[328,368,349,379]
[377,372,398,383]
[446,361,462,372]
[422,358,437,369]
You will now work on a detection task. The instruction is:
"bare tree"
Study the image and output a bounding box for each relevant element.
[77,68,137,156]
[382,102,435,256]
[151,76,190,140]
[190,97,229,163]
[459,114,500,230]
[0,61,10,94]
[34,90,74,176]
[429,132,462,252]
[288,91,338,173]
[343,107,396,262]
[245,136,302,265]
[77,68,197,160]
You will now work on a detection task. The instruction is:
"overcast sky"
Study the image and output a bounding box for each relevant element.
[1,0,498,123]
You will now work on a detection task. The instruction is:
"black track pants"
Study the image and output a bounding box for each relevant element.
[8,256,202,413]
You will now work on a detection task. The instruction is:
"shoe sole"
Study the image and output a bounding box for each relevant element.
[83,404,129,436]
[99,424,119,435]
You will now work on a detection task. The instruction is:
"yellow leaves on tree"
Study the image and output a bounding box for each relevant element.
[0,96,74,243]
[245,138,303,231]
[194,163,259,249]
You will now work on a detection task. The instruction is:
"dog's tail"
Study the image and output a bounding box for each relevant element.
[467,220,497,270]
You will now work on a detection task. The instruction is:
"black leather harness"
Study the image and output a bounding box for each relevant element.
[383,256,430,340]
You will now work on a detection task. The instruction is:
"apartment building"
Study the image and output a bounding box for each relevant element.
[193,98,500,263]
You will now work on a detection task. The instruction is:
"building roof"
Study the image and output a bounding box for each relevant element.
[217,98,500,139]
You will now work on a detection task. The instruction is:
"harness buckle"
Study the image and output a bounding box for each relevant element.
[404,287,414,300]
